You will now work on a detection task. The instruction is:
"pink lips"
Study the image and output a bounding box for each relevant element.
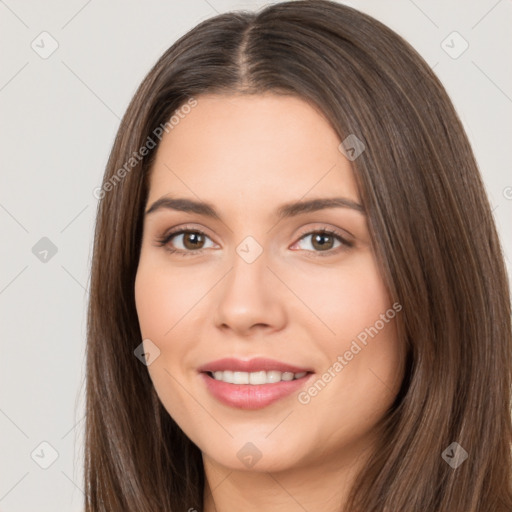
[198,357,314,410]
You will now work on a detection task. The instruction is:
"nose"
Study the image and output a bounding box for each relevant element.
[213,248,288,337]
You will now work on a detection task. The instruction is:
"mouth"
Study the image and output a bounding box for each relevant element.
[198,357,314,410]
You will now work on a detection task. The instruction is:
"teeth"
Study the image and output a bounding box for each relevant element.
[210,370,308,384]
[233,371,249,384]
[249,371,266,385]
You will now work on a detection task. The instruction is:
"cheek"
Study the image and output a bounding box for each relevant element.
[287,250,392,341]
[134,258,205,434]
[134,254,215,391]
[134,255,209,339]
[335,255,404,394]
[134,267,174,339]
[291,251,404,414]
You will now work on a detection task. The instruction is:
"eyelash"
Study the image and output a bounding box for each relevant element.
[155,225,354,258]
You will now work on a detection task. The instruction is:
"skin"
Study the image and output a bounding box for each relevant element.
[134,93,405,512]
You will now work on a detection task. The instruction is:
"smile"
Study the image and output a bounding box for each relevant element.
[198,358,314,410]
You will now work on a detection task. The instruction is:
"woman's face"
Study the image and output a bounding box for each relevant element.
[135,93,404,473]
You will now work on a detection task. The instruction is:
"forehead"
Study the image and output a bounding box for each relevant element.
[146,93,360,212]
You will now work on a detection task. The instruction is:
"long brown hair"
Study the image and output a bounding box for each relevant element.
[85,1,512,510]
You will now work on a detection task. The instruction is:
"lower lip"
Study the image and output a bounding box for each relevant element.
[200,372,313,410]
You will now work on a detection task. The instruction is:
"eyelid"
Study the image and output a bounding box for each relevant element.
[156,224,218,255]
[160,222,214,237]
[293,224,353,243]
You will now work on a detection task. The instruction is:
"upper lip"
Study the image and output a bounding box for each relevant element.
[198,357,313,374]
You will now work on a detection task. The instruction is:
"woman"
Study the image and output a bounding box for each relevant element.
[85,1,512,510]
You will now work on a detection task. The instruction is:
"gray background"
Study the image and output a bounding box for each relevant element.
[1,0,510,510]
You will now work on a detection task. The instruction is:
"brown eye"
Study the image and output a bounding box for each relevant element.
[181,231,206,250]
[156,228,217,256]
[311,232,336,251]
[292,229,353,256]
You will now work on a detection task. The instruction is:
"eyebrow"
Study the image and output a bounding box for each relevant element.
[145,195,365,220]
